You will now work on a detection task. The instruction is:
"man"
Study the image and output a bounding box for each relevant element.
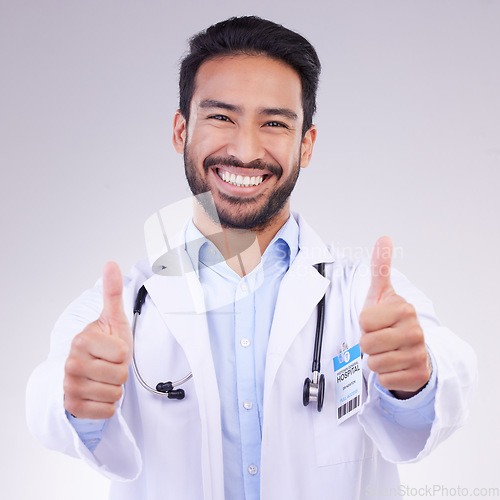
[27,16,476,500]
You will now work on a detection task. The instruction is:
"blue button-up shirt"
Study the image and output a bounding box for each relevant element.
[184,215,299,500]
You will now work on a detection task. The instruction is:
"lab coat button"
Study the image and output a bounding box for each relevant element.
[240,338,250,347]
[247,465,258,475]
[243,400,253,410]
[240,282,248,292]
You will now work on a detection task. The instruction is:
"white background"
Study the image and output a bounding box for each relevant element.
[1,1,499,498]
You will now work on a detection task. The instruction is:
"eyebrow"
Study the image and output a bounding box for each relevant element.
[199,99,299,121]
[199,99,242,113]
[261,108,298,121]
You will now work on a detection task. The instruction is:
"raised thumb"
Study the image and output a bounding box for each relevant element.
[101,261,127,327]
[364,236,394,307]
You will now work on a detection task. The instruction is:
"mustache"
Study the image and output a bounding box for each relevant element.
[203,156,282,179]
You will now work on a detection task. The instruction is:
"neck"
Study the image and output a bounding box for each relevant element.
[192,200,290,277]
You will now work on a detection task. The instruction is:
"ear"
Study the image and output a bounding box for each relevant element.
[299,124,317,168]
[172,110,187,154]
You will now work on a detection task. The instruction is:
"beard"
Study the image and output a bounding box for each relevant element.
[184,147,301,230]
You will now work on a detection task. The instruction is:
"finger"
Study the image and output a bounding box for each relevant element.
[377,367,431,393]
[64,396,119,420]
[86,359,130,386]
[366,350,417,374]
[64,375,124,405]
[65,354,130,386]
[101,261,127,325]
[71,329,130,364]
[359,296,411,333]
[359,327,401,355]
[364,236,394,307]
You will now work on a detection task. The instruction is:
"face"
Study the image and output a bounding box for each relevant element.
[173,55,316,231]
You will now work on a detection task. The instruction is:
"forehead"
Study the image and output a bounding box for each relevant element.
[192,54,303,116]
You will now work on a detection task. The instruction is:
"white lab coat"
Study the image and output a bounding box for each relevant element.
[26,214,477,500]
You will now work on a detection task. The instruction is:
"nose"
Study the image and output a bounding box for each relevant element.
[226,124,265,164]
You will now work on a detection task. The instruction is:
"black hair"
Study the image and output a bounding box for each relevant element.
[179,16,321,137]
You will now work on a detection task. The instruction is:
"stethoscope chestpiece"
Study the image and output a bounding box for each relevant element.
[303,371,325,412]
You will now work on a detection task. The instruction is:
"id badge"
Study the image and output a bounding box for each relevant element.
[333,343,363,424]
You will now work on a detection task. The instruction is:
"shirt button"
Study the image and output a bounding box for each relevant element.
[243,400,253,410]
[240,282,248,292]
[240,338,250,347]
[247,465,258,475]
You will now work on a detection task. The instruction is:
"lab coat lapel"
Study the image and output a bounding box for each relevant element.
[142,248,224,500]
[264,214,334,406]
[142,229,211,358]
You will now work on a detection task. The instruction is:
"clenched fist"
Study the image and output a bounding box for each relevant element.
[359,237,431,399]
[64,262,133,419]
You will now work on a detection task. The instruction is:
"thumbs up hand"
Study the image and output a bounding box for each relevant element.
[64,262,133,419]
[359,237,431,399]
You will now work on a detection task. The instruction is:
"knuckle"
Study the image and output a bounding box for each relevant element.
[63,375,76,396]
[64,357,82,376]
[359,335,368,353]
[118,365,130,384]
[112,338,129,362]
[399,302,415,319]
[113,385,124,402]
[104,383,121,402]
[377,373,389,388]
[358,310,370,332]
[72,332,91,352]
[103,403,117,419]
[406,325,424,345]
[405,302,416,316]
[415,347,429,365]
[117,340,130,361]
[416,359,431,381]
[367,356,378,373]
[65,398,83,416]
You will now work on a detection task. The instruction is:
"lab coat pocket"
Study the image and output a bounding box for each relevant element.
[313,376,377,467]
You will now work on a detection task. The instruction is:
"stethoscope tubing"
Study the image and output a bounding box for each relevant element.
[131,287,193,398]
[311,262,326,374]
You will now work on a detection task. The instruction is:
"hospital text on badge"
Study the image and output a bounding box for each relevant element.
[333,344,363,424]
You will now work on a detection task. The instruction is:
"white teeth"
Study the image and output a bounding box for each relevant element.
[217,169,265,187]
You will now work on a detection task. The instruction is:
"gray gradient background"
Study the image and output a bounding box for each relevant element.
[2,1,499,498]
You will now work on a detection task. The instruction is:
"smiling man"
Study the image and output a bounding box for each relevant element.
[27,16,476,500]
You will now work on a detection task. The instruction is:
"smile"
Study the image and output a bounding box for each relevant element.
[217,168,265,187]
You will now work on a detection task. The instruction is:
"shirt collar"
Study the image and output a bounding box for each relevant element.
[184,214,300,278]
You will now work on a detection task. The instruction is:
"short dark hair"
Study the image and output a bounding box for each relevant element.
[179,16,321,137]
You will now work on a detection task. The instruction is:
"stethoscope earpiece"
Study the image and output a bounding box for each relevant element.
[156,381,186,400]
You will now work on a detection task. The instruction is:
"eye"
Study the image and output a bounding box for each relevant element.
[209,114,232,122]
[265,121,288,128]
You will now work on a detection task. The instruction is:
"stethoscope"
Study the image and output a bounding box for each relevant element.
[131,263,328,411]
[131,285,191,400]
